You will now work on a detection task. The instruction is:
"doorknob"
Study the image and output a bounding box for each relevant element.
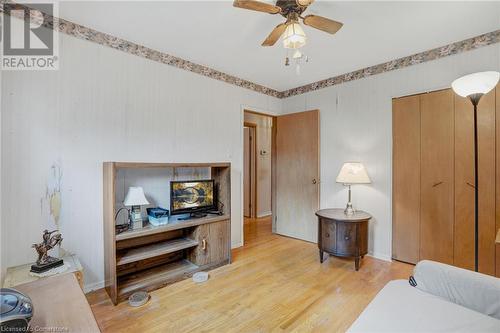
[312,179,317,184]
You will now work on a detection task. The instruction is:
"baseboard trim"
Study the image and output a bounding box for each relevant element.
[231,240,243,249]
[84,280,105,294]
[367,252,392,262]
[257,211,272,218]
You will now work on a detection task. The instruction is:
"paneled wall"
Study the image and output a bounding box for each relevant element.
[0,32,281,289]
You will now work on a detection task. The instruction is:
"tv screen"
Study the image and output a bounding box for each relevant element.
[170,179,216,215]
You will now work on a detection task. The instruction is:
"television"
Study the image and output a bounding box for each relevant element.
[170,179,216,216]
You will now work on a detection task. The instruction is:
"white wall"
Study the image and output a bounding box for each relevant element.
[282,43,500,261]
[1,32,281,289]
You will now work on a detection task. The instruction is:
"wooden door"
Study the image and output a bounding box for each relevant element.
[420,90,455,264]
[243,126,256,218]
[243,127,251,217]
[496,85,500,277]
[392,95,421,264]
[454,89,496,274]
[276,110,320,242]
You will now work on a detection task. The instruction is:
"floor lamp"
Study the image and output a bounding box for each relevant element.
[451,71,500,272]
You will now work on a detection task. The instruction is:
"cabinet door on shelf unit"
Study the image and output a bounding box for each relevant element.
[188,220,230,267]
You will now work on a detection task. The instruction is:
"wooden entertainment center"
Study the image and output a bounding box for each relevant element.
[103,162,231,304]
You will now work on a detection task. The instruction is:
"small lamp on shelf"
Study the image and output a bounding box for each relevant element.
[336,162,371,216]
[124,187,149,230]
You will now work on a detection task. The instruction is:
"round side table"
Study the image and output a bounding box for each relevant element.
[316,208,372,270]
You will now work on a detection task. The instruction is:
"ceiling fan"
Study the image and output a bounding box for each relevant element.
[233,0,343,48]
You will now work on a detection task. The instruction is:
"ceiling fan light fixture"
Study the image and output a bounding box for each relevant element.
[282,22,306,49]
[292,49,302,59]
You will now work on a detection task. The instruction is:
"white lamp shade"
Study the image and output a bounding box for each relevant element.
[336,162,371,184]
[123,187,150,206]
[451,71,499,97]
[282,22,306,49]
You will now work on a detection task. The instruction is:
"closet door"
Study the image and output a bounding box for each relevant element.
[455,90,496,274]
[420,90,454,264]
[497,85,500,277]
[392,95,421,264]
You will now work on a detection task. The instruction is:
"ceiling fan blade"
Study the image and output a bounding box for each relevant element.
[302,14,343,34]
[233,0,281,14]
[261,23,287,46]
[296,0,315,6]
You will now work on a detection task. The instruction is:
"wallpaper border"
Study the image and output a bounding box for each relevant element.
[1,2,499,99]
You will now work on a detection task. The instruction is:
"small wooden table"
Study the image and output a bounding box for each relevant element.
[15,274,100,332]
[316,209,372,270]
[3,255,83,289]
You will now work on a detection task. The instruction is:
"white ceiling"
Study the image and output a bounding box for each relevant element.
[59,1,500,91]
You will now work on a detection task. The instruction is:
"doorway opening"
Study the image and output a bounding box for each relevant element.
[242,109,320,246]
[243,110,275,244]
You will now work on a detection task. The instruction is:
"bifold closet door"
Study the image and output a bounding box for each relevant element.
[497,85,500,278]
[420,90,455,264]
[455,89,496,274]
[392,95,421,264]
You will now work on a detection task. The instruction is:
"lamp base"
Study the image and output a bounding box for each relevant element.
[344,202,355,216]
[130,205,143,230]
[344,184,355,216]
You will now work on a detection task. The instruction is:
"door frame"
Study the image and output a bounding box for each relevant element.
[240,108,278,245]
[242,108,320,241]
[243,122,257,218]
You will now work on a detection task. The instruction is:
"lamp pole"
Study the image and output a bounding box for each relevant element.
[469,93,482,272]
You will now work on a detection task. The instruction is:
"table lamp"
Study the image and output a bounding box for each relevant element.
[451,71,499,272]
[124,186,150,230]
[336,162,371,215]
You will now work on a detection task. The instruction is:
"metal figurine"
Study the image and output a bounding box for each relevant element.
[30,230,64,273]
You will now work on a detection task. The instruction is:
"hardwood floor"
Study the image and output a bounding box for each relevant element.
[87,217,413,332]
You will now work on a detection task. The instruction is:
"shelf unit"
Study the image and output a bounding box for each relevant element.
[103,162,231,304]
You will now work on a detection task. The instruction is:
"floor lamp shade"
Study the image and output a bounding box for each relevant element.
[451,71,499,97]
